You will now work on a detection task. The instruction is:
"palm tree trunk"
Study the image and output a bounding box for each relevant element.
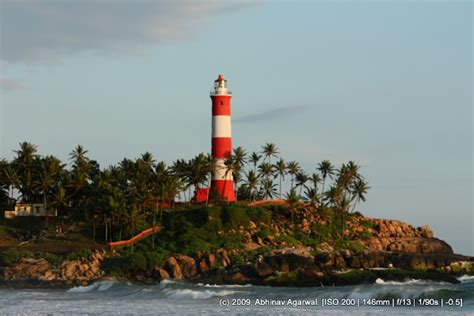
[279,176,282,199]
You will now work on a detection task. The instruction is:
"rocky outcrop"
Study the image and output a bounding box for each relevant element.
[2,251,107,287]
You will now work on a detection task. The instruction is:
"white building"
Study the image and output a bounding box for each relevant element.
[4,203,56,219]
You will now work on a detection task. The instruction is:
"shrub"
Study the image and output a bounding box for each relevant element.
[221,204,250,228]
[335,239,364,253]
[246,207,272,224]
[0,250,22,266]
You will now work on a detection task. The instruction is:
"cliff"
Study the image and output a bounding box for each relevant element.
[1,208,473,287]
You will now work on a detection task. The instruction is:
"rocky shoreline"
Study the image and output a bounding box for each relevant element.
[1,217,473,288]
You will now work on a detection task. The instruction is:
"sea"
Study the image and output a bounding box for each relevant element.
[0,275,473,315]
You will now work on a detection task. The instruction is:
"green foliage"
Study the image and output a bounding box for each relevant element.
[245,206,272,224]
[101,252,150,275]
[334,269,377,284]
[335,239,364,253]
[359,230,372,240]
[276,234,299,247]
[359,220,374,228]
[0,250,24,266]
[257,226,272,239]
[221,204,250,228]
[293,230,318,246]
[64,249,93,261]
[312,222,331,244]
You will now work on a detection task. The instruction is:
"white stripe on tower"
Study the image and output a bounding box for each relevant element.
[212,116,232,138]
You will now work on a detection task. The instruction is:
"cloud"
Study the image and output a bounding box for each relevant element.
[0,78,26,92]
[0,1,257,63]
[234,105,310,123]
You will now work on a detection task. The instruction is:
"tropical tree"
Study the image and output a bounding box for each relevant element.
[295,171,309,197]
[285,188,299,225]
[258,162,274,182]
[232,147,247,200]
[350,178,369,212]
[318,160,335,194]
[274,158,286,199]
[286,161,300,190]
[12,142,39,201]
[261,143,279,164]
[304,187,319,207]
[260,178,277,200]
[310,173,322,195]
[244,170,259,201]
[2,164,19,201]
[249,152,261,174]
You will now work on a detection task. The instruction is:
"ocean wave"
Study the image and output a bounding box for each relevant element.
[67,280,118,293]
[164,288,239,300]
[457,275,474,283]
[196,283,253,288]
[159,279,177,288]
[374,278,448,285]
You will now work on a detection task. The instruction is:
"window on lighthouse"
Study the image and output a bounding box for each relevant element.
[220,101,223,105]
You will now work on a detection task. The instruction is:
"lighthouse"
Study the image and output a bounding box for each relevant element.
[210,74,236,202]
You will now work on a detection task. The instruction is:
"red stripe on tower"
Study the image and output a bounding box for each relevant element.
[210,74,235,202]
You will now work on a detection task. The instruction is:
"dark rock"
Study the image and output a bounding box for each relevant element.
[256,262,273,277]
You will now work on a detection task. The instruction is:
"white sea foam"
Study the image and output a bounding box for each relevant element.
[374,278,448,285]
[159,279,176,288]
[67,281,117,293]
[165,289,239,300]
[457,275,474,283]
[97,281,116,291]
[67,283,98,293]
[196,283,253,288]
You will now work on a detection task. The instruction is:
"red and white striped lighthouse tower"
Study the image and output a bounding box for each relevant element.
[210,74,236,202]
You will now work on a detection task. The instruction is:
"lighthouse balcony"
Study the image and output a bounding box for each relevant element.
[210,90,232,96]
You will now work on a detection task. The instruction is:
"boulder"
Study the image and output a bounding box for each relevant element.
[164,257,183,280]
[153,267,170,281]
[216,249,231,268]
[176,255,198,279]
[256,262,273,277]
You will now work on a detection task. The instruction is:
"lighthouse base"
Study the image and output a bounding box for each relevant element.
[210,180,236,202]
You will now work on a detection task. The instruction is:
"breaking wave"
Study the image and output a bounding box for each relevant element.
[164,288,240,300]
[374,278,449,285]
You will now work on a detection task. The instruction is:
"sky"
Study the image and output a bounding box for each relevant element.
[0,1,472,255]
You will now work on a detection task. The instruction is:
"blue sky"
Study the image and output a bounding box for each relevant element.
[1,1,472,254]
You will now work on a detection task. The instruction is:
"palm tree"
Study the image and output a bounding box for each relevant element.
[70,145,92,191]
[260,178,277,200]
[274,158,286,199]
[310,173,322,195]
[249,152,261,174]
[304,187,319,207]
[2,165,19,201]
[286,161,300,190]
[258,162,274,181]
[317,160,335,194]
[13,142,39,201]
[262,143,279,164]
[295,171,309,197]
[223,155,236,202]
[232,147,247,200]
[285,188,299,225]
[244,170,259,201]
[233,147,247,169]
[350,178,370,212]
[339,195,351,238]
